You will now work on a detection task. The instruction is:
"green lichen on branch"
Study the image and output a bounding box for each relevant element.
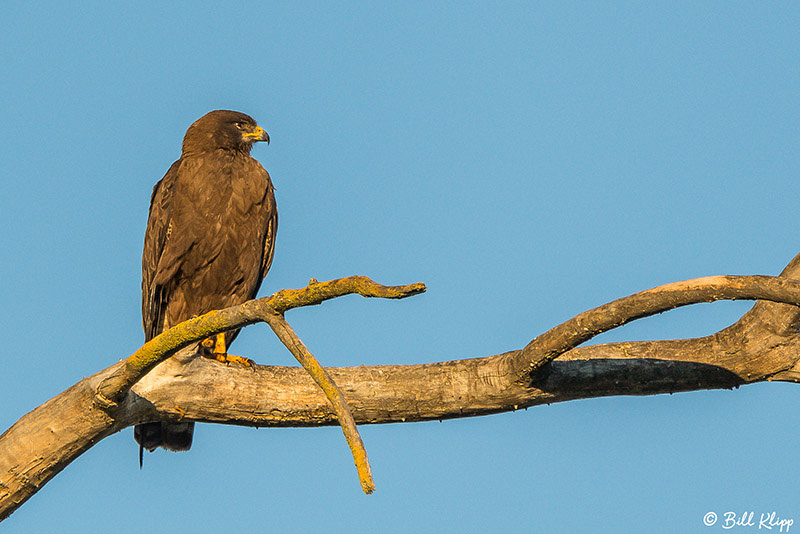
[262,310,376,493]
[93,275,424,493]
[95,276,425,407]
[269,276,426,313]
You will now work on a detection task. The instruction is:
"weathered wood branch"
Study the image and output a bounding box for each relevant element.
[96,276,425,406]
[262,308,375,493]
[3,255,800,521]
[1,276,423,519]
[95,276,422,495]
[504,274,800,381]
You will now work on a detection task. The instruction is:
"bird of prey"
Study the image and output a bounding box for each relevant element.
[134,110,277,465]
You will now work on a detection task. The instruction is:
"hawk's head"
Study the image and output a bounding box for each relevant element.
[182,110,269,154]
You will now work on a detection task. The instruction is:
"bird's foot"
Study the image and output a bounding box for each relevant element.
[214,353,255,368]
[201,332,255,368]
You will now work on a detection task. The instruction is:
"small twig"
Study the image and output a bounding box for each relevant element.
[269,276,426,313]
[263,309,375,494]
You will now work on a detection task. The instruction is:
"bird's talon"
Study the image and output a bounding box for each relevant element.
[226,354,254,367]
[212,352,254,368]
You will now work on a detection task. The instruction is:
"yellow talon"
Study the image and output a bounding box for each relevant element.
[219,354,255,367]
[208,333,254,367]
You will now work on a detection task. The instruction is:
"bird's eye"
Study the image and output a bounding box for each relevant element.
[235,122,245,130]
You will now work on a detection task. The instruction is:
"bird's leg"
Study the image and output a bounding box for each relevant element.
[211,332,254,367]
[212,333,227,361]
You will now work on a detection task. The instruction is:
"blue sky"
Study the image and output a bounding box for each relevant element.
[2,2,799,532]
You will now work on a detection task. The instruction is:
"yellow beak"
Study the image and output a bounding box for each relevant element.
[244,126,270,144]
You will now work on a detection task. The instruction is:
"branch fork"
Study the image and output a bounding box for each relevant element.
[96,275,426,494]
[508,274,800,383]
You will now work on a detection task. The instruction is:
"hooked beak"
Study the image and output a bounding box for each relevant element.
[244,126,270,144]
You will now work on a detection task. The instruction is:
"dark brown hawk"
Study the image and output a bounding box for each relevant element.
[134,110,276,464]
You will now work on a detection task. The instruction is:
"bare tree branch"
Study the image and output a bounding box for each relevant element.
[500,274,800,382]
[3,257,800,521]
[93,276,422,495]
[96,276,425,406]
[262,307,375,493]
